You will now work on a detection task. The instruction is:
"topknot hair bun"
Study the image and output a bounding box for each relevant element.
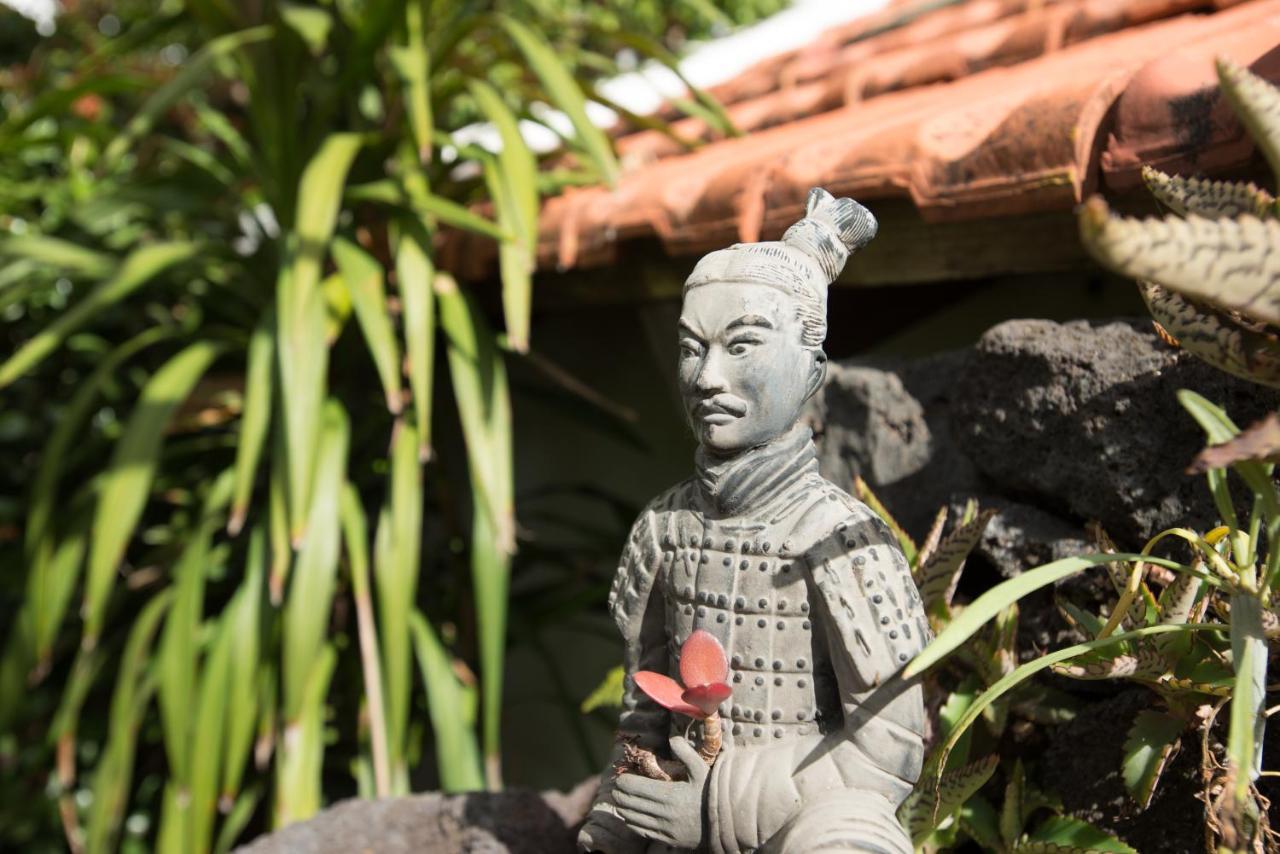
[781,187,878,283]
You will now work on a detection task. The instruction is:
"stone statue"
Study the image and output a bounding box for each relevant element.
[578,188,930,854]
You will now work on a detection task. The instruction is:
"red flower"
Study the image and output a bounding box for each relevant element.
[633,629,732,719]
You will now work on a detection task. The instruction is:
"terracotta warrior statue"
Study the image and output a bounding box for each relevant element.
[578,188,929,854]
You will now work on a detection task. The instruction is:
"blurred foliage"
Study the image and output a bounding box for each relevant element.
[0,0,784,851]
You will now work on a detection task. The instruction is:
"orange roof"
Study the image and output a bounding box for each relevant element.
[446,0,1280,279]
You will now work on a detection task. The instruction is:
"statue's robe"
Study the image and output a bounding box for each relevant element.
[581,425,930,854]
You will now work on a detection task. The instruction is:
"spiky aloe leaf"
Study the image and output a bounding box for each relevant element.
[1138,282,1280,388]
[1081,198,1280,328]
[1141,166,1275,219]
[1122,709,1184,808]
[1217,57,1280,186]
[914,507,948,571]
[1051,646,1167,681]
[898,754,998,845]
[1015,815,1137,853]
[1088,522,1153,628]
[918,509,996,615]
[1000,759,1026,849]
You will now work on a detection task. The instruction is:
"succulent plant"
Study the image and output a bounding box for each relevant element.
[1079,57,1280,388]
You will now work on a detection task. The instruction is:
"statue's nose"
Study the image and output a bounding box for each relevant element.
[694,347,730,394]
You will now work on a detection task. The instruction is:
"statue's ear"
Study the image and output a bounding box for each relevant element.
[805,350,827,401]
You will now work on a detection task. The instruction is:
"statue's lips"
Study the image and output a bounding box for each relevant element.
[694,398,747,425]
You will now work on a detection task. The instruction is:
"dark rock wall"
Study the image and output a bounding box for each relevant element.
[811,318,1280,578]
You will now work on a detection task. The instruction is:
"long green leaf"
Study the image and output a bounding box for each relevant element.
[0,241,199,389]
[0,234,116,278]
[498,14,619,187]
[277,132,361,541]
[229,310,275,536]
[332,237,402,414]
[339,484,391,797]
[28,521,87,670]
[222,528,264,805]
[282,400,348,719]
[905,553,1186,678]
[438,276,514,787]
[410,611,485,792]
[84,340,226,647]
[377,422,422,790]
[1228,592,1267,802]
[188,603,236,854]
[155,471,233,808]
[469,82,536,352]
[395,232,434,457]
[388,0,431,161]
[275,645,335,827]
[85,592,172,854]
[26,324,177,563]
[103,26,273,165]
[933,624,1222,779]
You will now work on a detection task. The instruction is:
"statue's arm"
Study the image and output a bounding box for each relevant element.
[703,505,928,854]
[578,510,670,854]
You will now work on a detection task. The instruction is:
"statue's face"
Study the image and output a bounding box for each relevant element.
[677,282,825,455]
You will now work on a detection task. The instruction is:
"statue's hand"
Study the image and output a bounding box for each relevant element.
[578,807,637,854]
[613,736,709,850]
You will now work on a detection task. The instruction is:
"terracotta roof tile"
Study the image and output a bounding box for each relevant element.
[445,0,1280,279]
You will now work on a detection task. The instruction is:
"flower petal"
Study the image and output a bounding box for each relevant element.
[633,671,701,717]
[679,629,729,688]
[682,683,732,717]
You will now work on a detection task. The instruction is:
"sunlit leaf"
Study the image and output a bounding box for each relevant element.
[410,611,485,792]
[1122,709,1184,808]
[0,241,199,389]
[229,310,275,535]
[104,26,273,165]
[395,233,435,457]
[282,400,348,720]
[499,14,619,186]
[332,237,402,413]
[84,340,226,647]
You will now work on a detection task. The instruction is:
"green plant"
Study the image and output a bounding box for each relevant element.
[0,2,768,851]
[908,390,1278,851]
[1079,57,1280,389]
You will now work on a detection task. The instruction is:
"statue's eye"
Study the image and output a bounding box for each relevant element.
[727,335,763,356]
[679,339,703,358]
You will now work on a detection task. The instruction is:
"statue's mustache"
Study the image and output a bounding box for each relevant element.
[693,395,748,417]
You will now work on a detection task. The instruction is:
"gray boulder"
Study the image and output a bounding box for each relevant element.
[235,778,597,854]
[811,318,1280,577]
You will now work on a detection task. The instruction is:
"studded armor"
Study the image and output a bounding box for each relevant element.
[591,424,930,854]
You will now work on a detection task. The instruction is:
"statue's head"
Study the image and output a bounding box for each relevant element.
[678,188,877,456]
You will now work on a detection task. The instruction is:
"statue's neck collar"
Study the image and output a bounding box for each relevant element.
[694,423,817,517]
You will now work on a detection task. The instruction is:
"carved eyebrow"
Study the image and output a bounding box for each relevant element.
[726,314,775,331]
[677,319,705,340]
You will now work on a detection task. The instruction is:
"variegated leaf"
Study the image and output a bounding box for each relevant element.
[1014,815,1137,853]
[1156,565,1203,658]
[919,509,996,614]
[1217,57,1280,186]
[1087,522,1150,628]
[1052,645,1167,681]
[914,507,948,571]
[1141,165,1275,219]
[1139,281,1280,388]
[1122,709,1184,808]
[898,754,998,844]
[1080,198,1280,328]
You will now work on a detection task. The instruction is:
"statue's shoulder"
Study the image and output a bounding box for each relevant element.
[781,474,898,557]
[607,479,696,630]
